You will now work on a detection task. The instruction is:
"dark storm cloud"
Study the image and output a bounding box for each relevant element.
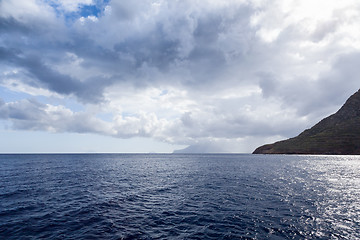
[0,16,115,103]
[0,99,47,129]
[258,72,277,98]
[0,98,6,118]
[0,0,257,102]
[111,12,231,78]
[113,24,181,71]
[0,17,30,34]
[19,55,81,94]
[109,0,146,21]
[1,0,360,152]
[7,100,46,121]
[0,46,109,103]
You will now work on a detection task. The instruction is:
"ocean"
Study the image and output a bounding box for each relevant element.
[0,154,359,239]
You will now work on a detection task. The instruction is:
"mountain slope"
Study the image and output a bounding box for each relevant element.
[253,89,360,154]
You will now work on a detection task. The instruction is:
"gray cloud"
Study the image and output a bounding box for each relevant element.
[258,51,360,119]
[0,98,113,134]
[0,17,30,34]
[0,99,48,129]
[0,46,110,103]
[0,1,257,101]
[1,0,360,152]
[114,24,181,71]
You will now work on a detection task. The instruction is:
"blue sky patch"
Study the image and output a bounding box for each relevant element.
[0,86,31,102]
[46,0,111,23]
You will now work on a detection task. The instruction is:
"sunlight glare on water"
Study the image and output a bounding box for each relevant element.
[0,154,360,239]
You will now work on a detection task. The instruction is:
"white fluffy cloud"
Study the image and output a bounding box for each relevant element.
[0,0,360,152]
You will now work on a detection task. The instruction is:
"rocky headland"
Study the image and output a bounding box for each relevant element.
[253,89,360,155]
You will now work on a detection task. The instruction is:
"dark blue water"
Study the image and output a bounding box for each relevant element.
[1,154,360,239]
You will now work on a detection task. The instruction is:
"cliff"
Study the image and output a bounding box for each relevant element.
[253,89,360,154]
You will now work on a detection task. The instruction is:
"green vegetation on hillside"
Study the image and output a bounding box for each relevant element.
[253,89,360,154]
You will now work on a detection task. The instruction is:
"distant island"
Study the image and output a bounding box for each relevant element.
[253,89,360,155]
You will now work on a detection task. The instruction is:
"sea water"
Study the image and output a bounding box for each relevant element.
[0,154,359,239]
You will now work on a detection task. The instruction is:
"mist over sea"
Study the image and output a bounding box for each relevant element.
[1,154,359,239]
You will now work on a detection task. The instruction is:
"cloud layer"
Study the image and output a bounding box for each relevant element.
[1,0,360,152]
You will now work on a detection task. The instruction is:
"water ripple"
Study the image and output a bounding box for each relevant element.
[1,154,360,239]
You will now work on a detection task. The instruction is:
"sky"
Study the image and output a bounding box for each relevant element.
[0,0,360,153]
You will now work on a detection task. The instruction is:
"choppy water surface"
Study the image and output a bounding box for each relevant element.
[1,154,360,239]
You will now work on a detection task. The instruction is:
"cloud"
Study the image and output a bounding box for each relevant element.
[0,17,31,34]
[0,47,108,103]
[56,0,94,12]
[0,98,113,133]
[1,0,360,152]
[0,0,256,98]
[0,0,55,21]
